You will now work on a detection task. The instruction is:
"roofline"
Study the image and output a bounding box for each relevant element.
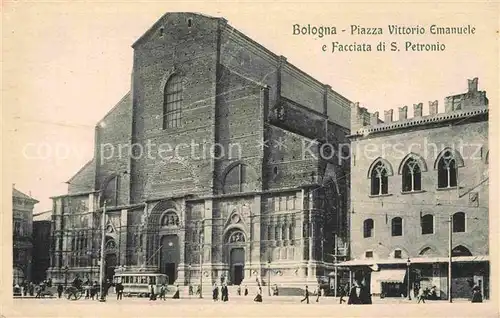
[66,158,95,184]
[50,190,100,199]
[96,91,131,128]
[131,12,222,48]
[12,188,39,203]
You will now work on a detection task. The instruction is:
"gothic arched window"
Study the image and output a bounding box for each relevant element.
[223,163,247,194]
[402,157,422,192]
[370,161,390,195]
[437,150,458,188]
[391,217,403,236]
[163,75,183,129]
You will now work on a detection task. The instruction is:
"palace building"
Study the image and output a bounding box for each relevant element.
[47,12,352,291]
[13,187,39,285]
[343,78,489,300]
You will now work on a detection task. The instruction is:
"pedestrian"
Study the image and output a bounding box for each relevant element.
[253,286,263,302]
[339,284,348,304]
[57,284,63,299]
[417,286,426,303]
[172,285,180,299]
[244,285,249,296]
[159,284,166,300]
[347,275,372,305]
[212,283,219,301]
[300,285,310,304]
[116,282,124,300]
[471,285,483,303]
[222,283,229,302]
[315,285,321,302]
[149,282,156,301]
[237,285,241,296]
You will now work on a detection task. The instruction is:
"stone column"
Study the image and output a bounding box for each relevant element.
[119,209,128,266]
[176,200,187,284]
[245,195,261,284]
[201,199,213,291]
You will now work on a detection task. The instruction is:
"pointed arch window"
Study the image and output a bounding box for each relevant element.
[437,151,458,188]
[363,219,374,238]
[452,212,466,233]
[391,217,403,236]
[223,163,247,194]
[370,161,389,195]
[163,74,183,129]
[402,157,422,192]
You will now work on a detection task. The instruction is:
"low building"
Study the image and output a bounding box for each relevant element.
[342,78,489,300]
[13,187,39,284]
[32,211,52,283]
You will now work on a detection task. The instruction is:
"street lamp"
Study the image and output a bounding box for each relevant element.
[267,261,271,296]
[406,258,411,301]
[188,264,192,297]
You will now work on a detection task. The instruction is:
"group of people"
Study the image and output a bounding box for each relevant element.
[148,283,180,301]
[14,279,53,298]
[212,283,229,301]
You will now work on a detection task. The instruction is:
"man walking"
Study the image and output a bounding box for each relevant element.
[347,276,372,305]
[300,285,310,304]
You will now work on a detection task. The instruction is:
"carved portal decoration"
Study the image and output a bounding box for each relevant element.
[105,239,117,250]
[161,211,180,227]
[228,230,246,243]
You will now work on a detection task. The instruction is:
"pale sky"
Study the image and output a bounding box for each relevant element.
[3,1,498,212]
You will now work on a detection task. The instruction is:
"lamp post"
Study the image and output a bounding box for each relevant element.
[267,261,271,296]
[188,264,192,297]
[406,258,411,301]
[448,214,453,303]
[199,231,204,299]
[98,201,107,302]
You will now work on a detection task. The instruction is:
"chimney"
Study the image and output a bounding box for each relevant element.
[413,103,423,117]
[370,112,379,125]
[429,100,438,115]
[398,106,408,120]
[384,109,393,123]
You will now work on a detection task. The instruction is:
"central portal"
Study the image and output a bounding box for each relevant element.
[160,235,179,285]
[230,248,245,285]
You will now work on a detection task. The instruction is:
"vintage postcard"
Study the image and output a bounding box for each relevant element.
[2,1,498,317]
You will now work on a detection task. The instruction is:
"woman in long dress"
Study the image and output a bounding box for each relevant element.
[254,286,263,302]
[212,283,219,301]
[172,285,180,299]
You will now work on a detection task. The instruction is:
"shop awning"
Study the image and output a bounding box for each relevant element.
[371,269,407,283]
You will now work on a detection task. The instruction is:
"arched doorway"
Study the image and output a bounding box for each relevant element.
[160,235,179,284]
[227,230,246,285]
[230,248,245,285]
[105,253,117,281]
[104,237,117,281]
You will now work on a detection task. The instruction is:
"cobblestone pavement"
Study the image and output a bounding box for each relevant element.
[4,296,498,318]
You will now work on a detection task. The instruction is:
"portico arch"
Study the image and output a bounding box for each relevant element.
[224,228,247,285]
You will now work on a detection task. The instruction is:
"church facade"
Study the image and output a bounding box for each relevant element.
[47,13,352,289]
